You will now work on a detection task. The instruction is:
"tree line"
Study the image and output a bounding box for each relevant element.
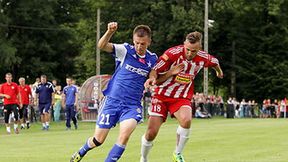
[0,0,287,102]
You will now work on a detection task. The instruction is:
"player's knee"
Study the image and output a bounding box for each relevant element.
[146,129,158,141]
[92,137,102,147]
[179,114,192,126]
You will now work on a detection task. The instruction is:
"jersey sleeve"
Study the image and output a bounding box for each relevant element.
[204,54,219,67]
[0,84,3,94]
[198,51,219,67]
[112,43,127,63]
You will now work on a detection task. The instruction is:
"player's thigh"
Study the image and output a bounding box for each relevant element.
[12,104,19,116]
[44,103,51,114]
[38,104,45,115]
[171,99,192,123]
[118,118,138,145]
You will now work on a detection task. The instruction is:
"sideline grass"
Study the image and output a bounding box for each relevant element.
[0,118,287,162]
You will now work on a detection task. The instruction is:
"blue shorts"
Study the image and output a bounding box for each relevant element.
[96,96,143,129]
[39,103,51,114]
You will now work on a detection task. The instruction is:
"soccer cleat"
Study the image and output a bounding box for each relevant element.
[21,125,25,129]
[74,123,78,130]
[173,152,185,162]
[27,123,30,129]
[70,152,83,162]
[46,125,50,131]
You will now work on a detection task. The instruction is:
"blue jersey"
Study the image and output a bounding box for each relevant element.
[102,43,158,106]
[35,82,55,104]
[63,85,78,105]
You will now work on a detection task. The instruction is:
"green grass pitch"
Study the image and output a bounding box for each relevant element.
[0,118,287,162]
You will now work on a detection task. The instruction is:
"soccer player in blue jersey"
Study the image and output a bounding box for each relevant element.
[35,75,55,130]
[62,77,78,130]
[70,22,158,162]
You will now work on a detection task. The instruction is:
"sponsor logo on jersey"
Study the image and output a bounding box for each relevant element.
[174,73,193,84]
[125,64,149,77]
[136,108,142,113]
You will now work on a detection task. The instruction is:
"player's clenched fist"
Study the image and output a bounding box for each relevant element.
[107,22,118,33]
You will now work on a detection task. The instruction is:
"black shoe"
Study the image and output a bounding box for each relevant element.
[27,123,30,129]
[74,124,78,130]
[21,126,25,129]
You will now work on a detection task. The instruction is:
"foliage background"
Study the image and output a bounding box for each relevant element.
[1,0,288,101]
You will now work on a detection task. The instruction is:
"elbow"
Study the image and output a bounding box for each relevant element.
[97,42,104,49]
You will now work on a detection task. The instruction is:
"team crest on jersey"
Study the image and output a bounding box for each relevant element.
[25,88,27,91]
[46,85,49,88]
[136,108,141,113]
[12,86,15,89]
[175,73,193,84]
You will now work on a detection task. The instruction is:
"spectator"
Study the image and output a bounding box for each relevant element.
[18,77,33,129]
[62,77,78,130]
[35,75,55,130]
[53,85,62,122]
[0,73,22,134]
[195,107,211,118]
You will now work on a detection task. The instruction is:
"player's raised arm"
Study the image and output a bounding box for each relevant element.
[97,22,118,53]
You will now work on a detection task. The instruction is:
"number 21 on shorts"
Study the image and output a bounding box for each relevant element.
[99,114,110,125]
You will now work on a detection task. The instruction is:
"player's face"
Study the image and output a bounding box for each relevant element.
[66,78,72,85]
[5,75,12,83]
[133,35,151,56]
[41,77,47,84]
[19,79,25,85]
[184,40,201,61]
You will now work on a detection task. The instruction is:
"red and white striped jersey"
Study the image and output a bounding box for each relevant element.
[153,45,219,100]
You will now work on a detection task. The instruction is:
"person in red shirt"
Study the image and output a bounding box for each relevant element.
[140,32,223,162]
[18,77,33,129]
[0,73,22,134]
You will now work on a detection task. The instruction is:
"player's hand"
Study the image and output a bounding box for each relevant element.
[170,63,185,75]
[5,94,11,99]
[107,22,118,33]
[19,103,23,109]
[144,77,156,89]
[216,71,223,79]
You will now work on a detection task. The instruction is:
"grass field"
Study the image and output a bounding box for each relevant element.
[0,118,287,162]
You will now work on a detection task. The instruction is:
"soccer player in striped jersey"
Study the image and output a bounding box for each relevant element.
[70,22,157,162]
[140,31,223,162]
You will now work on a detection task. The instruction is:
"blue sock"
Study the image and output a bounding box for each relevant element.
[105,144,126,162]
[78,140,92,157]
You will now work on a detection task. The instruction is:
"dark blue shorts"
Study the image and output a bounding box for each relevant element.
[96,96,143,129]
[39,103,51,114]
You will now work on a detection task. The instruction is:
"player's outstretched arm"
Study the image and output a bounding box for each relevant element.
[97,22,118,53]
[213,65,224,79]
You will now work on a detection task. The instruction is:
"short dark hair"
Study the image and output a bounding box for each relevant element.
[133,25,151,38]
[40,75,47,78]
[186,31,202,44]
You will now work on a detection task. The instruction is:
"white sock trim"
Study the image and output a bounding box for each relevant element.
[142,135,153,146]
[176,126,190,138]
